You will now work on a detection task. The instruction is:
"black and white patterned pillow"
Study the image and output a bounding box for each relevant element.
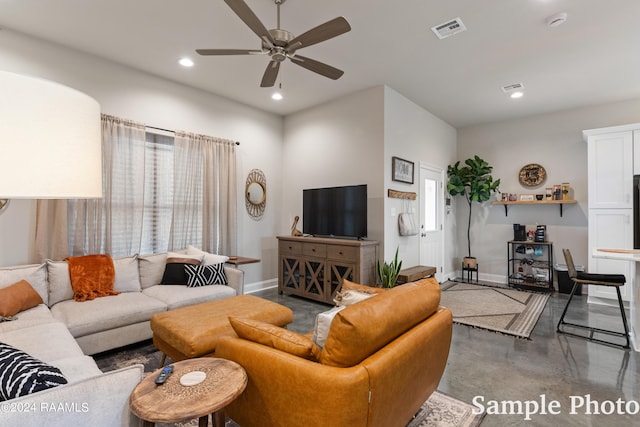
[0,342,68,401]
[184,263,228,287]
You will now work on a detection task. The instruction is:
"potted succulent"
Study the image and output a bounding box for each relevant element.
[447,155,501,269]
[377,247,402,288]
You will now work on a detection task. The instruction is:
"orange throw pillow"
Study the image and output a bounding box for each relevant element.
[229,316,320,361]
[67,254,119,302]
[0,280,44,317]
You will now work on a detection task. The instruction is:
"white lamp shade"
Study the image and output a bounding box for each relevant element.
[0,71,102,199]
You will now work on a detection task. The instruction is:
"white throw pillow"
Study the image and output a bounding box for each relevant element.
[138,253,167,289]
[312,305,346,348]
[46,260,73,306]
[113,255,142,292]
[0,263,48,306]
[186,245,229,265]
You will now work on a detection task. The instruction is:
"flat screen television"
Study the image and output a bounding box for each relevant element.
[303,184,367,239]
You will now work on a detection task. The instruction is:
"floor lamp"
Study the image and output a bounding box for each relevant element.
[0,71,102,200]
[0,71,102,260]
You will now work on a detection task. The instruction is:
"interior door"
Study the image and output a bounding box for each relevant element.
[419,164,444,282]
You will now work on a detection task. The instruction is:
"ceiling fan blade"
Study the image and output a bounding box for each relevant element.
[290,55,344,80]
[196,49,264,56]
[260,60,281,87]
[287,17,351,52]
[224,0,275,46]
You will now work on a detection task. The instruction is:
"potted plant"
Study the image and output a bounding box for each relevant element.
[447,155,500,269]
[377,247,402,288]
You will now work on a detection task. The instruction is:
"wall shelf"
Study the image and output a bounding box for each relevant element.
[492,200,577,217]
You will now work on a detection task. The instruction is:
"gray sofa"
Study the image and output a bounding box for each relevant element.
[0,248,244,427]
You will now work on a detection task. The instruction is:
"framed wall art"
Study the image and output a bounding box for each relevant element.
[392,156,414,184]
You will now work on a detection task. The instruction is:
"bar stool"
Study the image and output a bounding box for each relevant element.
[556,249,630,349]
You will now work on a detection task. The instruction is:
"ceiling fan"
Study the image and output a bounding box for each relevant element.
[197,0,351,87]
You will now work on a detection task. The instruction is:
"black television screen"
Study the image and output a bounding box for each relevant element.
[303,184,367,239]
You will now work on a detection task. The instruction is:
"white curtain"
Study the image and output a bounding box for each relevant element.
[33,117,237,261]
[33,115,146,261]
[69,114,147,256]
[171,131,237,255]
[33,199,69,262]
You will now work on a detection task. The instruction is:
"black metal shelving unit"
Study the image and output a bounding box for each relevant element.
[507,240,554,292]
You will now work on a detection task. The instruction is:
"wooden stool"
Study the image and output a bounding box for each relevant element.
[556,249,630,349]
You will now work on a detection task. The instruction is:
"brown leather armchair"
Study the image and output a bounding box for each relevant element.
[216,278,453,427]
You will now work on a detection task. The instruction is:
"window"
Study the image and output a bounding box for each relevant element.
[423,177,437,232]
[140,133,174,254]
[64,115,237,259]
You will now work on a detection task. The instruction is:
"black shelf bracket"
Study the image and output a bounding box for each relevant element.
[500,203,567,217]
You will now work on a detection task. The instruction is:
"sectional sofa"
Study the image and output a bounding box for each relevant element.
[0,247,243,427]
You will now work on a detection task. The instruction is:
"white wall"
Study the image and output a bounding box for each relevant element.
[383,87,457,276]
[457,98,640,284]
[282,86,457,282]
[0,29,283,286]
[282,86,385,252]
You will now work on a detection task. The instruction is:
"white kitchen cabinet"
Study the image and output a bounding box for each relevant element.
[586,130,633,209]
[587,209,633,303]
[583,124,639,306]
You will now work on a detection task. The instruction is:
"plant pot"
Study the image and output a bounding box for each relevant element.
[463,257,477,269]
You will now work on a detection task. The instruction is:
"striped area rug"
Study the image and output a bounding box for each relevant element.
[440,282,549,339]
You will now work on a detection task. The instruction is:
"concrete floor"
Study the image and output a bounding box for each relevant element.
[253,285,639,427]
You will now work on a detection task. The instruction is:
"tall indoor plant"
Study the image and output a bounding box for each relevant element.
[447,155,500,268]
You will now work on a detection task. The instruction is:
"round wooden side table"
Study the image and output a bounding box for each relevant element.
[130,358,247,427]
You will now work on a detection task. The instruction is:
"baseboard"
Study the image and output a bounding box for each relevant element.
[587,295,630,309]
[244,278,277,294]
[454,270,507,285]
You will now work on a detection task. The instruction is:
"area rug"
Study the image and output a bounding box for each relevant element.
[94,341,485,427]
[440,282,549,339]
[157,390,484,427]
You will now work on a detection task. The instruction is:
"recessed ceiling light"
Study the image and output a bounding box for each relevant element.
[510,91,524,99]
[271,92,283,101]
[178,58,194,67]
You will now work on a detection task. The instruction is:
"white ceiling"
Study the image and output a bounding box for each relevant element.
[2,0,639,128]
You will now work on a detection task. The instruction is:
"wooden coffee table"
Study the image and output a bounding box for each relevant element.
[130,358,247,427]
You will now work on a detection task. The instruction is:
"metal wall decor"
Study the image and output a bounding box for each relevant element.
[519,163,546,187]
[245,169,267,220]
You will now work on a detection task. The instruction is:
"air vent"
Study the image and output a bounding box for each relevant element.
[431,17,467,39]
[501,83,524,93]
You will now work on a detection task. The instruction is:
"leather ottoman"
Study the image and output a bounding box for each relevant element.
[151,295,294,364]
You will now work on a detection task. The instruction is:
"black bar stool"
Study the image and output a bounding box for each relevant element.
[556,249,630,349]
